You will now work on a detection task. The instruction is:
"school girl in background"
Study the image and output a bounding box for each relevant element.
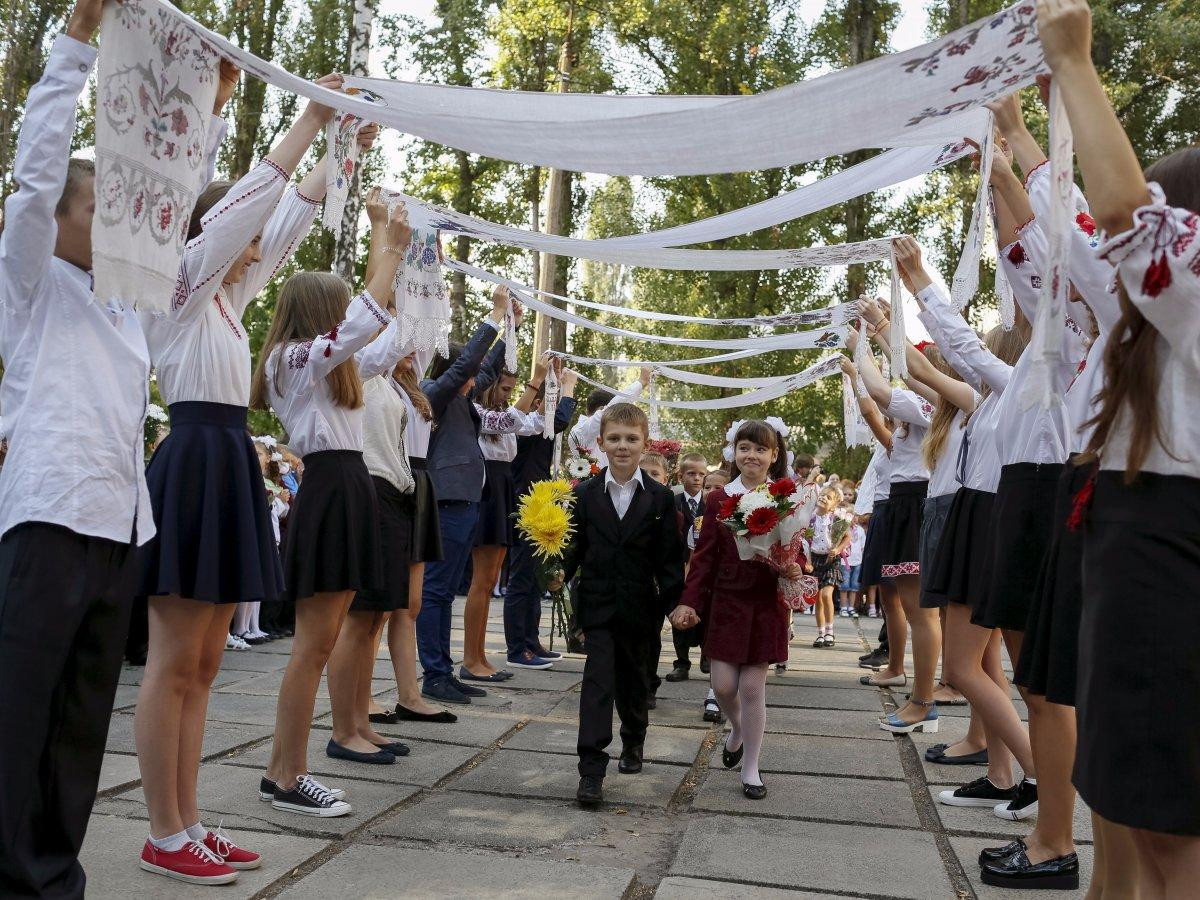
[672,420,804,801]
[133,73,366,883]
[806,486,850,647]
[1039,0,1200,890]
[460,356,554,683]
[250,203,414,817]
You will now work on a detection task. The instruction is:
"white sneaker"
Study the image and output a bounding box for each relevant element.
[226,634,251,651]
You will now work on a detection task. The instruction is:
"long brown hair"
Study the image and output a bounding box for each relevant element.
[965,321,1029,424]
[476,370,517,443]
[1085,148,1200,480]
[729,419,790,482]
[920,345,968,471]
[250,272,364,412]
[188,180,234,241]
[393,358,432,421]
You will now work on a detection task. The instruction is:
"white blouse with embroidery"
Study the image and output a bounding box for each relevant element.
[885,388,933,484]
[476,404,544,463]
[142,160,321,408]
[1097,184,1200,477]
[265,290,407,457]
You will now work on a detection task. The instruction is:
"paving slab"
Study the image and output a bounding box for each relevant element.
[96,754,142,794]
[694,770,921,828]
[670,815,953,899]
[217,649,296,672]
[505,720,701,765]
[204,691,330,727]
[361,706,522,748]
[655,876,845,899]
[764,684,889,712]
[80,813,330,899]
[708,733,904,780]
[215,670,392,701]
[99,763,418,837]
[927,785,1093,842]
[759,707,896,741]
[950,836,1089,899]
[548,694,712,730]
[371,792,611,850]
[450,748,686,809]
[104,712,272,759]
[226,730,479,788]
[452,687,565,718]
[278,844,635,899]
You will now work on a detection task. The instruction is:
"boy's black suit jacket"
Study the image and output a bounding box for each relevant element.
[561,469,685,632]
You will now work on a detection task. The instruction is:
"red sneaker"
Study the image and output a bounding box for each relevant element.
[139,839,238,885]
[204,829,262,870]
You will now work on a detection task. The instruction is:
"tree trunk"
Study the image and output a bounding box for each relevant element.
[230,0,286,178]
[843,1,883,302]
[448,147,473,343]
[332,0,377,282]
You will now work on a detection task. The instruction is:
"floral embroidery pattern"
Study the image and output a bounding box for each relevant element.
[881,561,920,577]
[93,0,219,312]
[323,112,363,230]
[287,341,313,370]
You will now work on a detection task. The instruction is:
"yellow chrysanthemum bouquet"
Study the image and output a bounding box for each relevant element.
[514,478,577,648]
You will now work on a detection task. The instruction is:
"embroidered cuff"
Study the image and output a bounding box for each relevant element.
[1097,182,1167,267]
[261,158,289,182]
[358,290,392,326]
[1022,159,1049,191]
[295,188,322,207]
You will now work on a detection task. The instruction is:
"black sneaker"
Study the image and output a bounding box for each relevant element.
[271,774,352,817]
[258,775,345,802]
[449,676,487,698]
[858,649,888,669]
[995,778,1039,820]
[937,775,1019,808]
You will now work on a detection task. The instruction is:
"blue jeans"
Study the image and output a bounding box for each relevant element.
[503,534,542,657]
[417,501,479,681]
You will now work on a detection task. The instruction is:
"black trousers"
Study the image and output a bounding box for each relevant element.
[671,626,693,669]
[577,625,654,776]
[0,523,135,898]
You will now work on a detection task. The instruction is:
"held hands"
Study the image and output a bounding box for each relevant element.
[302,74,346,125]
[214,60,241,114]
[560,367,579,394]
[1036,0,1093,74]
[669,605,700,630]
[545,570,565,592]
[839,355,857,377]
[892,236,932,295]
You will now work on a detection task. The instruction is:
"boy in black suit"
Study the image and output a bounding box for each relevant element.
[557,404,685,806]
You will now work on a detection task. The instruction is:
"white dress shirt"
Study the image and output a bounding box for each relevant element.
[605,466,645,520]
[854,444,885,513]
[142,161,321,408]
[681,488,703,518]
[397,382,433,459]
[476,405,544,463]
[266,290,407,457]
[848,524,866,566]
[0,35,154,545]
[928,407,972,498]
[568,380,645,468]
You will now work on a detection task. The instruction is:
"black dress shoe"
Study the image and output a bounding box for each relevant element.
[618,747,643,774]
[372,740,410,757]
[722,740,743,769]
[742,782,767,800]
[664,666,690,682]
[325,739,395,765]
[980,848,1079,889]
[646,694,657,710]
[368,710,398,725]
[978,838,1026,865]
[396,704,458,723]
[699,656,710,674]
[576,775,604,806]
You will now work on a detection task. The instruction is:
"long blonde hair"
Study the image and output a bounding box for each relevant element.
[920,345,967,471]
[250,272,364,412]
[393,358,432,421]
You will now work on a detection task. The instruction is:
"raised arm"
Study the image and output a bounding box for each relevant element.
[842,358,895,450]
[844,320,894,412]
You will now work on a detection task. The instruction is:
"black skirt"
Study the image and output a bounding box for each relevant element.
[811,552,842,589]
[352,477,415,613]
[138,402,282,604]
[919,492,955,607]
[409,458,443,563]
[1014,458,1090,704]
[973,463,1063,631]
[1075,470,1200,836]
[927,487,995,610]
[281,450,381,603]
[878,480,928,578]
[860,499,892,587]
[475,458,516,547]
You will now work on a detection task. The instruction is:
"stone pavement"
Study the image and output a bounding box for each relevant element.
[83,601,1090,899]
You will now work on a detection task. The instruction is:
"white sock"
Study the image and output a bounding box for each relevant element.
[149,829,190,852]
[706,688,717,701]
[1024,777,1037,786]
[184,822,207,842]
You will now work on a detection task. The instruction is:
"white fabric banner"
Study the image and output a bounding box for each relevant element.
[323,112,362,231]
[92,0,220,312]
[136,0,1043,176]
[842,373,874,447]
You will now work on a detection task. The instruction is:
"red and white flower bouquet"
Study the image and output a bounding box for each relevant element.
[715,476,821,610]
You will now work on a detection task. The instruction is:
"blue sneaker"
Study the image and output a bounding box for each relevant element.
[879,701,938,734]
[507,650,552,670]
[421,677,471,705]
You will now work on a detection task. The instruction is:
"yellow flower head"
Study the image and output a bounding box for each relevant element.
[515,479,576,560]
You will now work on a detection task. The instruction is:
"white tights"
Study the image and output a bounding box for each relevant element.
[709,660,769,786]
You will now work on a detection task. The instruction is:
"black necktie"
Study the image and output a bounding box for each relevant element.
[689,497,698,516]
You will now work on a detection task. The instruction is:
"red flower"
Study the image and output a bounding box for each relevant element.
[1075,211,1097,236]
[1006,242,1027,266]
[1142,252,1172,298]
[745,507,779,536]
[717,494,742,520]
[768,477,796,498]
[589,463,601,476]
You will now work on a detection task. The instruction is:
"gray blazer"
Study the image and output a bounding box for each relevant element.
[420,321,505,504]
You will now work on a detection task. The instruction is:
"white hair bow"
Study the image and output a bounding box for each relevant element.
[763,416,789,439]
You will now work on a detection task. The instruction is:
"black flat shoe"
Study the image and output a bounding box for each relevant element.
[722,740,743,769]
[742,782,767,800]
[395,704,458,723]
[372,740,410,757]
[325,739,395,765]
[664,666,689,682]
[979,838,1026,865]
[925,745,989,766]
[617,747,643,774]
[576,775,604,806]
[980,849,1079,890]
[368,710,398,725]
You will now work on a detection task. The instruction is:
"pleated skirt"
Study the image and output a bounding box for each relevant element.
[475,458,516,547]
[918,491,956,607]
[352,476,414,613]
[138,402,282,604]
[878,480,928,578]
[927,487,995,611]
[860,499,892,587]
[281,450,381,603]
[409,458,443,563]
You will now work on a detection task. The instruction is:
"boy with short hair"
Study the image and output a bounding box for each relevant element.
[560,403,685,806]
[639,451,671,486]
[666,452,707,684]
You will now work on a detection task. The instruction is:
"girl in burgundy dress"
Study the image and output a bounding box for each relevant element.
[671,420,803,801]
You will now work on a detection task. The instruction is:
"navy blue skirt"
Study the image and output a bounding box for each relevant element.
[138,402,283,604]
[475,458,515,547]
